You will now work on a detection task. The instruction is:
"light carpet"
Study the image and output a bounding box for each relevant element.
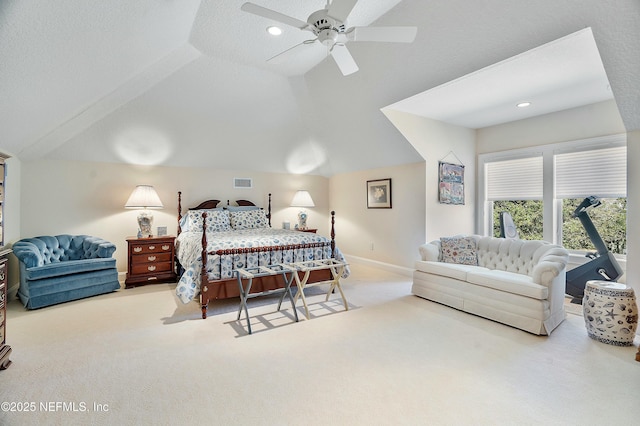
[1,264,639,426]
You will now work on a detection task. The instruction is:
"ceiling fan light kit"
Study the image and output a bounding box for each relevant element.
[241,0,417,76]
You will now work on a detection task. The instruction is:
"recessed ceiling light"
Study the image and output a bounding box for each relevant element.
[517,102,531,108]
[267,26,282,36]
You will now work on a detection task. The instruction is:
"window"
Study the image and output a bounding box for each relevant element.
[492,200,543,240]
[478,134,627,256]
[555,145,627,254]
[484,155,543,240]
[561,197,626,254]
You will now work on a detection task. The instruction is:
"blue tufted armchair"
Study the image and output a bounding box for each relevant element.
[13,235,121,309]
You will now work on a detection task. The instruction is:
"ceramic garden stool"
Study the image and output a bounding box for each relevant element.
[583,280,638,346]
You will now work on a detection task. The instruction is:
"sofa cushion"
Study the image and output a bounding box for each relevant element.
[415,260,489,281]
[23,258,116,281]
[440,236,478,265]
[466,269,548,300]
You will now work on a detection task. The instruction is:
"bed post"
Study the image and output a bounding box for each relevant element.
[267,193,272,227]
[177,191,182,236]
[200,211,209,319]
[330,210,336,258]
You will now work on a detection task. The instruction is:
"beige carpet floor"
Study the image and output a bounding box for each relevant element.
[1,263,639,426]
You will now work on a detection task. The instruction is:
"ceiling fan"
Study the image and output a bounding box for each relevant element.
[241,0,417,76]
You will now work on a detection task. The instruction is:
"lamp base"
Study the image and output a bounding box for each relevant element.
[297,210,308,231]
[137,211,154,238]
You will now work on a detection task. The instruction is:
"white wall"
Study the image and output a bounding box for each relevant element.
[19,159,330,276]
[382,109,477,241]
[477,100,625,154]
[329,161,425,269]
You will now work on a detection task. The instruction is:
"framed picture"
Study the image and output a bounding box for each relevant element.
[438,162,465,205]
[367,178,392,209]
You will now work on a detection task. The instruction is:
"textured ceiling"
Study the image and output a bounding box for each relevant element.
[1,0,639,176]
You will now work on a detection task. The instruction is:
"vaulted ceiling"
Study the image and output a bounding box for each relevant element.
[1,0,639,176]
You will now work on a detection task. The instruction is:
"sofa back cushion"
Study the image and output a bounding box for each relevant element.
[14,235,116,268]
[476,236,552,276]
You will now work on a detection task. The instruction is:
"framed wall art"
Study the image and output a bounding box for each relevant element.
[438,161,465,205]
[367,178,392,209]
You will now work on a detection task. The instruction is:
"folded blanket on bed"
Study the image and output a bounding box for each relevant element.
[175,228,349,304]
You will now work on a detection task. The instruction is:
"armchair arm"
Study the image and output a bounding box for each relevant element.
[12,240,45,268]
[82,237,116,259]
[531,247,569,286]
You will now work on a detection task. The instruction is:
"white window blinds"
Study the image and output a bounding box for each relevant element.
[555,145,626,198]
[486,156,543,201]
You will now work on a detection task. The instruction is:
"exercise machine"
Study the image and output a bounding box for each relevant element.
[565,196,623,303]
[499,211,519,239]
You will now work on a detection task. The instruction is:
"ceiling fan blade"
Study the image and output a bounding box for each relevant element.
[241,2,309,30]
[347,26,418,43]
[267,40,317,64]
[327,0,359,23]
[331,44,359,76]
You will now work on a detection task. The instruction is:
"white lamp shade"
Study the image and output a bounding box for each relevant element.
[125,185,164,209]
[290,190,315,207]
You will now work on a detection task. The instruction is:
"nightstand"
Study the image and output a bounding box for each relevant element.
[125,235,177,288]
[297,228,317,233]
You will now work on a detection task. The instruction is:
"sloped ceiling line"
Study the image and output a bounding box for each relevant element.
[19,44,202,161]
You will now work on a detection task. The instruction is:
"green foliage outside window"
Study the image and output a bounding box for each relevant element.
[562,198,626,255]
[492,198,627,255]
[492,200,543,240]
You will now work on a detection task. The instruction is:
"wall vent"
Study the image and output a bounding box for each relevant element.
[233,178,253,189]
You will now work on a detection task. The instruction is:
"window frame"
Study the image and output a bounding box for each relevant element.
[477,134,627,259]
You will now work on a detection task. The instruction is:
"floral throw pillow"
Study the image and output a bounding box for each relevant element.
[185,209,231,233]
[440,236,478,265]
[229,209,270,229]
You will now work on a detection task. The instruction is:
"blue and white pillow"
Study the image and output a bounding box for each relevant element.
[229,209,269,229]
[183,209,231,233]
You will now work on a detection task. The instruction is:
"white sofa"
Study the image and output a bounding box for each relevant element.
[412,235,569,335]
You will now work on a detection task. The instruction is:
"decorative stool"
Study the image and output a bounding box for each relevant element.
[583,280,638,346]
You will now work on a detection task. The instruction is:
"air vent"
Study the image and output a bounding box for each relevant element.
[234,178,253,189]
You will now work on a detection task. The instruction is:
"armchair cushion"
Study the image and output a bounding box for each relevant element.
[23,258,116,281]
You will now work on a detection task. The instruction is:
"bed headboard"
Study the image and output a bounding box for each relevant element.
[190,199,221,210]
[177,192,272,235]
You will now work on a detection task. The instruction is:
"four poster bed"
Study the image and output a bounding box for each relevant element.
[174,192,349,319]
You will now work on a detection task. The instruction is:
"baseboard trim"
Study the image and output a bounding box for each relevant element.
[343,254,414,277]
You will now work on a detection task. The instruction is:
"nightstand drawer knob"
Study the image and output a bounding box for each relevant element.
[133,247,143,253]
[149,245,155,250]
[162,245,170,251]
[147,255,156,261]
[147,265,157,272]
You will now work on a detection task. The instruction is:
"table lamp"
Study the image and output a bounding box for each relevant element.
[290,190,315,230]
[125,185,164,237]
